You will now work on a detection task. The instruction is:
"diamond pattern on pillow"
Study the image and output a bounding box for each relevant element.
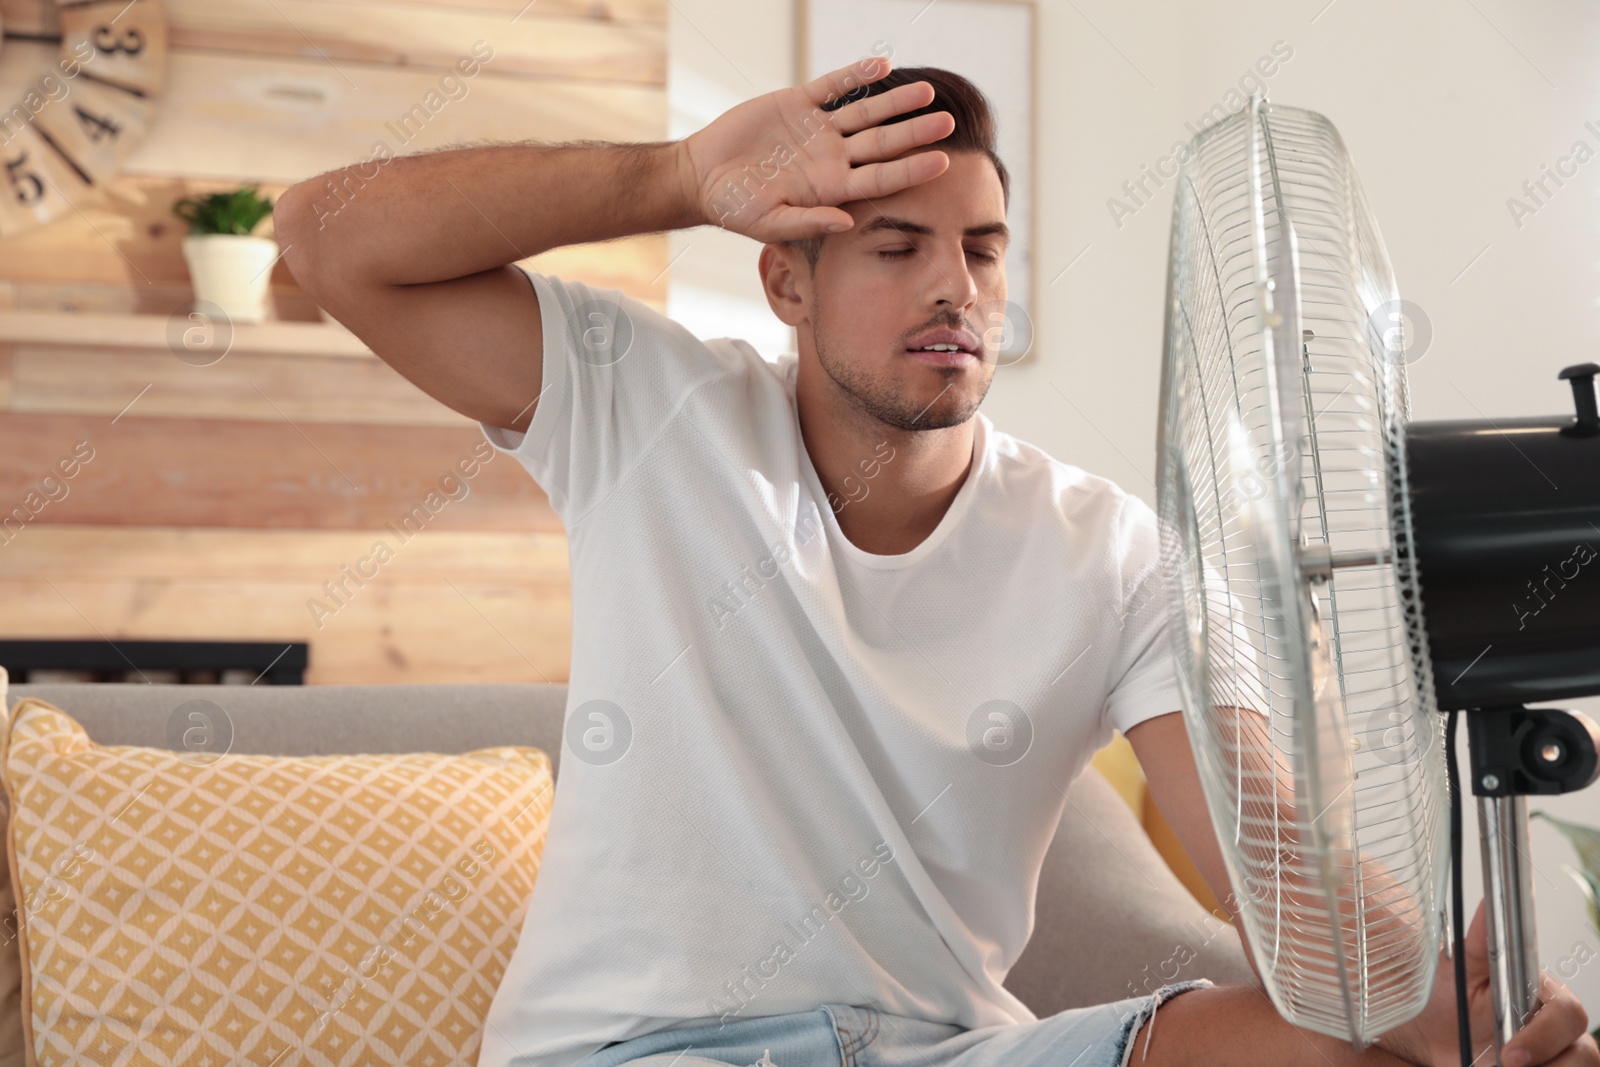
[0,697,553,1066]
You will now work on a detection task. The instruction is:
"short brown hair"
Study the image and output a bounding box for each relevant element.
[784,66,1009,271]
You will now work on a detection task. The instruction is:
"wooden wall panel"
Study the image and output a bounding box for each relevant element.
[0,174,669,312]
[0,411,560,530]
[0,527,573,684]
[8,345,468,426]
[0,280,326,320]
[0,174,280,287]
[1,35,668,302]
[0,525,571,584]
[1,37,664,184]
[383,0,665,21]
[0,0,669,683]
[122,49,665,184]
[165,0,666,85]
[0,311,373,355]
[0,0,666,37]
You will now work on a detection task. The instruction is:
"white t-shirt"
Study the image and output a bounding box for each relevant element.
[473,267,1184,1067]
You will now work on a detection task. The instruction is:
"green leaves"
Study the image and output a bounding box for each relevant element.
[172,185,275,236]
[1531,810,1600,935]
[1531,811,1600,1040]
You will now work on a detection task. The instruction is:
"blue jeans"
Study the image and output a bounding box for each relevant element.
[573,980,1214,1067]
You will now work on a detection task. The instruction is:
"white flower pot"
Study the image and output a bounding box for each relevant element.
[181,234,280,324]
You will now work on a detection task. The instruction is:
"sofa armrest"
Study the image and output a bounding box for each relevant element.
[1003,763,1257,1015]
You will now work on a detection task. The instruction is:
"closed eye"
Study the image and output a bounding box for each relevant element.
[877,248,1000,262]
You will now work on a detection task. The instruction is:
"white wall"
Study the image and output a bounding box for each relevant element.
[669,0,1600,1020]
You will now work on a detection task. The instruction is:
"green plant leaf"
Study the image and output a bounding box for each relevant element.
[1559,862,1600,935]
[1532,810,1600,936]
[171,185,275,236]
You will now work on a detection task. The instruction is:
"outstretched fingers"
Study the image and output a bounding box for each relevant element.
[843,109,955,165]
[802,56,893,111]
[764,203,856,241]
[836,149,951,202]
[827,78,936,137]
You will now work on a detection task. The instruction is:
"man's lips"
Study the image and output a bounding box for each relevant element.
[905,325,981,367]
[905,348,977,367]
[907,326,980,352]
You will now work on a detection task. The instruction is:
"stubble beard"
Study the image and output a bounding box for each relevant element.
[812,297,989,434]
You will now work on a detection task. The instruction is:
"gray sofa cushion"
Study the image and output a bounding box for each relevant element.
[1005,758,1259,1008]
[7,682,567,762]
[5,682,1254,1015]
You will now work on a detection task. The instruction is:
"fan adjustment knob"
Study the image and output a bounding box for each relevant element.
[1558,362,1599,437]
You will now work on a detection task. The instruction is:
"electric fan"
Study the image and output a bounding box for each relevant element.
[1155,94,1600,1064]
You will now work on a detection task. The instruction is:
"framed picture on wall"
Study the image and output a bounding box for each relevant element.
[797,0,1038,365]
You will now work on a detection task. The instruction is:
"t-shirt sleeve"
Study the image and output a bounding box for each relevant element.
[477,265,744,525]
[1099,493,1185,737]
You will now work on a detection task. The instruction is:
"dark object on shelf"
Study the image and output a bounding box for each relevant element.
[0,640,308,685]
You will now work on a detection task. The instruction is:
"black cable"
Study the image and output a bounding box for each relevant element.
[1447,710,1473,1067]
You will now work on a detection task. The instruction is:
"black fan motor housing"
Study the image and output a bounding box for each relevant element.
[1405,365,1600,711]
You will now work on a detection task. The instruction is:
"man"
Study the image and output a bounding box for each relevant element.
[273,56,1597,1067]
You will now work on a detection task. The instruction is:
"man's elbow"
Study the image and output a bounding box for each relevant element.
[272,183,323,292]
[274,177,370,301]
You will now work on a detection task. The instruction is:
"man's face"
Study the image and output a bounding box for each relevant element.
[786,150,1009,433]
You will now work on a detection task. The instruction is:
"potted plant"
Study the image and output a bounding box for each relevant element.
[1531,809,1600,1041]
[173,185,278,324]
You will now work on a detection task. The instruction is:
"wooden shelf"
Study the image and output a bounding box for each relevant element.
[0,309,375,359]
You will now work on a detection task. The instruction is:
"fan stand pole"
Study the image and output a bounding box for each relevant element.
[1475,790,1541,1062]
[1465,706,1600,1065]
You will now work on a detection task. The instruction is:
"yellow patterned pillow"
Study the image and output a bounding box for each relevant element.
[0,697,553,1066]
[0,670,23,1067]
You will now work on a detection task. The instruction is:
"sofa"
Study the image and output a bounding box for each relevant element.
[3,680,1256,1046]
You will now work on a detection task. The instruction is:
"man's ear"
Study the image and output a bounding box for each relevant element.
[759,242,810,329]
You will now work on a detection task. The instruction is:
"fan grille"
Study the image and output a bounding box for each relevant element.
[1155,99,1448,1045]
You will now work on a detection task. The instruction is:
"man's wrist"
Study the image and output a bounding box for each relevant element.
[596,140,706,239]
[669,137,708,230]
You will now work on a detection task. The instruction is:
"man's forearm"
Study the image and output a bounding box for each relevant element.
[277,139,703,287]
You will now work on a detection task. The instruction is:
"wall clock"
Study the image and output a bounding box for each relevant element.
[0,0,168,236]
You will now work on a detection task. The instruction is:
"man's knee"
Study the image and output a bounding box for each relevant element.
[1121,981,1216,1066]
